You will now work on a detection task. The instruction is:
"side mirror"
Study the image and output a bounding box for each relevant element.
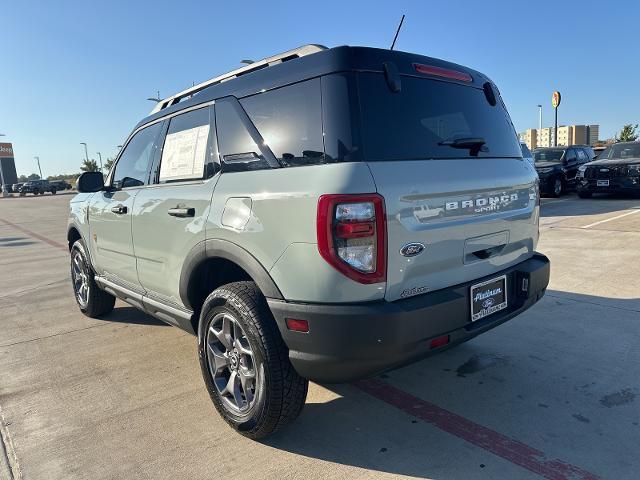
[76,171,104,193]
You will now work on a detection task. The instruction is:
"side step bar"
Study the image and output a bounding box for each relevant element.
[94,276,195,334]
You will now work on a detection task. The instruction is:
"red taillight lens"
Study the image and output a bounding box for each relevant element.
[429,335,450,349]
[285,318,309,333]
[317,194,386,284]
[412,63,472,82]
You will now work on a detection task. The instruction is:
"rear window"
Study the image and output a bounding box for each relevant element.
[533,149,565,162]
[357,73,521,161]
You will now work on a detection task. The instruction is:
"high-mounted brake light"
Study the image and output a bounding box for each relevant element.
[317,194,386,284]
[412,63,472,82]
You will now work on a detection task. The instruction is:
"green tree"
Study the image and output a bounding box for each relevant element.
[80,159,99,172]
[18,175,28,182]
[27,173,41,180]
[615,124,638,142]
[104,157,115,173]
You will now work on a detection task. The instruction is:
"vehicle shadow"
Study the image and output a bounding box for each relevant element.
[95,306,169,327]
[263,289,639,479]
[541,193,640,218]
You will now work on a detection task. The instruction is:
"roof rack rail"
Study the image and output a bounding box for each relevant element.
[150,44,328,115]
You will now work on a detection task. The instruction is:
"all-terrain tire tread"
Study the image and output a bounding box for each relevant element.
[202,281,308,439]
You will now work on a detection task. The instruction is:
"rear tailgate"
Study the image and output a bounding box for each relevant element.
[368,159,538,301]
[356,69,539,301]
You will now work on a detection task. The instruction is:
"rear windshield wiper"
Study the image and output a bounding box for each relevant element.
[438,137,486,156]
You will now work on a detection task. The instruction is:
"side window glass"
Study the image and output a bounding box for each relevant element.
[240,79,325,167]
[215,99,271,172]
[158,107,212,183]
[565,149,576,162]
[113,123,162,189]
[576,149,586,162]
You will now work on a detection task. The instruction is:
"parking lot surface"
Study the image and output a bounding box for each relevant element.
[1,193,638,480]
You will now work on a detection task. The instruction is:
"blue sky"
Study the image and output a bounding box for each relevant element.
[2,0,639,177]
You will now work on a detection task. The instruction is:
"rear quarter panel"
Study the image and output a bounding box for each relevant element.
[206,162,384,302]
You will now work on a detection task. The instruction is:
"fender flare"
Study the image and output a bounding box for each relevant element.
[179,239,284,310]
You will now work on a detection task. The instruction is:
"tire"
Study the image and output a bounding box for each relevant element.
[51,188,57,195]
[551,178,563,197]
[578,191,592,199]
[70,239,115,317]
[19,192,25,197]
[198,281,308,439]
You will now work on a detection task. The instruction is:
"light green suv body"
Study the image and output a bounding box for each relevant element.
[67,45,550,438]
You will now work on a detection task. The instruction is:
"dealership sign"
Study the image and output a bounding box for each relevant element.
[0,143,14,158]
[552,91,561,109]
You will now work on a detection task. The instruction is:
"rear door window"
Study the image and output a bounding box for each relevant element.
[357,73,521,161]
[157,107,214,183]
[240,79,325,166]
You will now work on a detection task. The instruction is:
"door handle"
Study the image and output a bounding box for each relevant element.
[111,204,128,214]
[168,207,195,218]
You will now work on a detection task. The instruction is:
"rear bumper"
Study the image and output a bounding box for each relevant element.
[268,253,550,383]
[578,177,640,194]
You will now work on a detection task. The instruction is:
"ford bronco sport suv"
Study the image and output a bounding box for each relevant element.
[68,45,550,439]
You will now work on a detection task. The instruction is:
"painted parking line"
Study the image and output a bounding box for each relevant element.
[0,217,67,251]
[355,378,600,480]
[581,208,640,229]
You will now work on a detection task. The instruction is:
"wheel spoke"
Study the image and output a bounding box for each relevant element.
[239,369,254,404]
[209,323,232,350]
[207,343,229,372]
[234,338,252,356]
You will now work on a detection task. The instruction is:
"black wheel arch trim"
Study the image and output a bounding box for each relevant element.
[179,239,284,311]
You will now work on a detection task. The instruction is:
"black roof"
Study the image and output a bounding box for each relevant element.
[135,45,493,131]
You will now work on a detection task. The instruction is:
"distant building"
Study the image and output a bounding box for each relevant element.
[0,143,18,186]
[519,125,600,150]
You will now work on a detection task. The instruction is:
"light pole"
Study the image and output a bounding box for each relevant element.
[80,142,89,163]
[96,152,103,172]
[537,104,542,131]
[34,156,43,179]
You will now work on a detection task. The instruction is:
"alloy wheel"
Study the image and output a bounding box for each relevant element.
[71,250,89,307]
[206,312,260,414]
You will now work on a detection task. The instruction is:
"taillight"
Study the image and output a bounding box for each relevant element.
[317,194,386,284]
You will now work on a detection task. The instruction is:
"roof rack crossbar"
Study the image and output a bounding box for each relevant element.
[150,44,327,114]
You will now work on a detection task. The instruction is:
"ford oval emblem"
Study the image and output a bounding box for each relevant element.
[482,298,495,309]
[400,242,425,257]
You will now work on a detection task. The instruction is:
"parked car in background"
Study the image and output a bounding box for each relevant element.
[533,145,593,197]
[50,180,72,191]
[577,141,640,198]
[520,142,534,166]
[19,179,57,196]
[12,183,24,193]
